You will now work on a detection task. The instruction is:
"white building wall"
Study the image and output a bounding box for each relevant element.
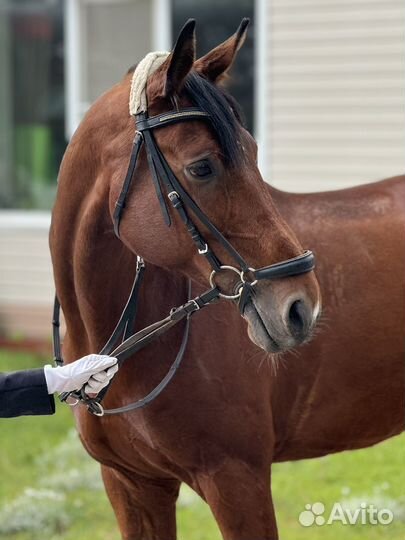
[65,0,159,138]
[0,213,53,340]
[257,0,405,191]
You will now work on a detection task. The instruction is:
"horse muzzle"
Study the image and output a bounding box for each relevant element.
[243,282,320,353]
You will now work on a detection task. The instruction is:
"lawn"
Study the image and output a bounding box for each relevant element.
[0,350,404,539]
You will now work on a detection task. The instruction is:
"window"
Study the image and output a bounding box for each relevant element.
[0,0,65,209]
[172,0,255,133]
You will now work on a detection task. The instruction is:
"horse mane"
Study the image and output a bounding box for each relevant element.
[183,71,244,166]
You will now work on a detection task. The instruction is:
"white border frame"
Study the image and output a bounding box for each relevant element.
[152,0,172,51]
[254,0,270,181]
[65,0,81,139]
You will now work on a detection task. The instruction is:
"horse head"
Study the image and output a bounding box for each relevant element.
[108,19,321,353]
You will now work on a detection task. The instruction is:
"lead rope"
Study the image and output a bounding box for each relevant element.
[53,262,220,415]
[52,296,64,367]
[57,255,145,405]
[85,280,193,416]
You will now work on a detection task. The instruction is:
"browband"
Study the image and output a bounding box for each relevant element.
[136,108,210,132]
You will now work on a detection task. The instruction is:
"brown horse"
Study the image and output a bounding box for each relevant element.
[269,177,405,464]
[49,21,404,540]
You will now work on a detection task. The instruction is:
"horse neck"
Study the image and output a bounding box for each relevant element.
[52,141,185,358]
[68,197,187,353]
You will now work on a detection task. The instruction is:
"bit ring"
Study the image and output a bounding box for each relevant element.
[209,266,244,299]
[241,267,258,287]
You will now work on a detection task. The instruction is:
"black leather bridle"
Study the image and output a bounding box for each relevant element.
[53,105,315,416]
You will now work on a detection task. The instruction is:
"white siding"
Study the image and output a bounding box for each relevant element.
[257,0,405,191]
[0,212,54,340]
[65,0,155,138]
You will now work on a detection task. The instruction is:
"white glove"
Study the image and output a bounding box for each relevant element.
[44,354,118,395]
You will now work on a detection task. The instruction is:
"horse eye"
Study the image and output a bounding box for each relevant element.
[187,160,214,179]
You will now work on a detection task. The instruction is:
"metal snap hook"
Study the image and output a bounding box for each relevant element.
[209,265,244,299]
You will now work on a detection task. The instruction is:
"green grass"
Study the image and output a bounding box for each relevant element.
[0,350,404,539]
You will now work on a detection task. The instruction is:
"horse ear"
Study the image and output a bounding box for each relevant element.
[163,19,196,97]
[194,18,249,83]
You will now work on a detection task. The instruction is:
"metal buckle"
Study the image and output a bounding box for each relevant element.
[198,243,209,255]
[87,401,105,417]
[136,255,145,272]
[65,396,80,407]
[167,191,180,201]
[209,266,244,300]
[189,299,201,311]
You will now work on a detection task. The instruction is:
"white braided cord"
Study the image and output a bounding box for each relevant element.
[129,51,170,116]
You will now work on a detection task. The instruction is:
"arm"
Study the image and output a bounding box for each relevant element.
[0,368,55,418]
[0,355,118,419]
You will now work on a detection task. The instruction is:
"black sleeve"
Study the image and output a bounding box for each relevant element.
[0,368,56,418]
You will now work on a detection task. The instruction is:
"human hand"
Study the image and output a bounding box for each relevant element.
[44,354,118,395]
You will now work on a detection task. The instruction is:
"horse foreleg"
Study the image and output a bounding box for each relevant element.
[101,465,180,540]
[194,459,278,540]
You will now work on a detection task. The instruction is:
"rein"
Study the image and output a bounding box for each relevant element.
[53,102,315,417]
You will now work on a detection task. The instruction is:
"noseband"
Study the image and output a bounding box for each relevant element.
[53,105,315,416]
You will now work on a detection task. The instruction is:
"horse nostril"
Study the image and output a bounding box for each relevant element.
[287,300,309,338]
